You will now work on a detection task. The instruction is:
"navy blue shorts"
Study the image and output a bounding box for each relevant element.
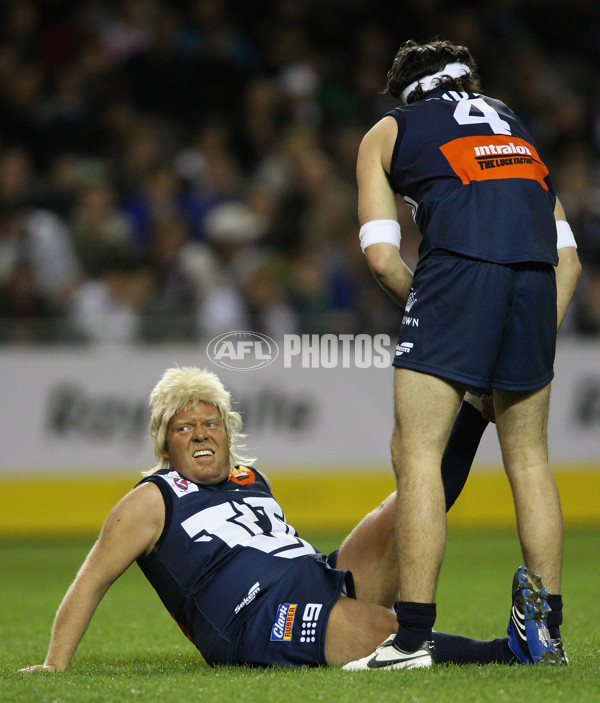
[393,252,556,391]
[225,554,354,667]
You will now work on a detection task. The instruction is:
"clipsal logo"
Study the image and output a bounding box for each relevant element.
[270,603,297,641]
[207,331,279,370]
[396,342,414,356]
[300,603,322,644]
[234,582,261,614]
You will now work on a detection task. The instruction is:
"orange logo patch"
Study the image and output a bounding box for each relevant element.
[439,135,549,190]
[229,466,256,485]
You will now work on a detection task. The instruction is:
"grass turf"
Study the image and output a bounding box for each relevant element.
[2,529,599,702]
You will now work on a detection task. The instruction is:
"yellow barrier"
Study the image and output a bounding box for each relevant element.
[271,466,600,532]
[0,465,598,537]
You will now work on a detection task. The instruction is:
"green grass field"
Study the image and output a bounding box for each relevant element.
[2,529,599,703]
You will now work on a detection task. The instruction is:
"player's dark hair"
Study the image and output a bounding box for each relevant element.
[385,39,481,104]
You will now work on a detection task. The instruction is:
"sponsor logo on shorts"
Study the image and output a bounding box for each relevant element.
[405,290,417,312]
[395,342,414,356]
[300,603,322,643]
[401,315,419,327]
[270,603,297,641]
[234,581,261,614]
[402,291,419,326]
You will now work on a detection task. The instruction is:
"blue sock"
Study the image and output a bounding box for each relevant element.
[432,632,516,664]
[393,601,436,652]
[547,594,563,639]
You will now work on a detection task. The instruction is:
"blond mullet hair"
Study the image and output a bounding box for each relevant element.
[145,366,254,475]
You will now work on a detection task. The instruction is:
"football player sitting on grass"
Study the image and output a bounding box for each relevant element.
[20,367,565,672]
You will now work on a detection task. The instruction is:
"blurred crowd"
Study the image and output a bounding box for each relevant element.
[1,0,599,344]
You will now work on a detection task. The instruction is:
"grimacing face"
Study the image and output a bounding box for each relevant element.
[162,402,231,484]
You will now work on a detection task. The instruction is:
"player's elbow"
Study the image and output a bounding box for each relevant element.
[571,253,582,281]
[558,247,582,282]
[365,243,401,280]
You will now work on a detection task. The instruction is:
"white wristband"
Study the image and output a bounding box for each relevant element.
[556,220,577,250]
[359,219,401,253]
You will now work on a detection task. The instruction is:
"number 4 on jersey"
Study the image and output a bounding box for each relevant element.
[453,98,511,135]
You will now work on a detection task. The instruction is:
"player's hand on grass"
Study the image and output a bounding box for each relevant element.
[19,664,60,673]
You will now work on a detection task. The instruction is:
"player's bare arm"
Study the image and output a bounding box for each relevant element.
[554,199,581,330]
[357,117,413,307]
[20,482,165,673]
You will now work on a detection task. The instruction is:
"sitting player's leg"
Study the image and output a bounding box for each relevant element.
[336,393,489,608]
[336,493,398,607]
[325,597,398,666]
[341,565,560,670]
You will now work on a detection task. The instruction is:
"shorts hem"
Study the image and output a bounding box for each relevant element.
[491,372,554,392]
[392,359,554,392]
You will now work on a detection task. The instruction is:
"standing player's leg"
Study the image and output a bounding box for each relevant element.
[494,384,563,594]
[490,262,567,660]
[392,368,465,651]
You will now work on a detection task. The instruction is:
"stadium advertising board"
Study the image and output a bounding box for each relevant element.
[0,340,598,474]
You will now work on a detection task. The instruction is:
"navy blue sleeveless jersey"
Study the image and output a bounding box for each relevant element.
[386,89,558,265]
[135,467,346,666]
